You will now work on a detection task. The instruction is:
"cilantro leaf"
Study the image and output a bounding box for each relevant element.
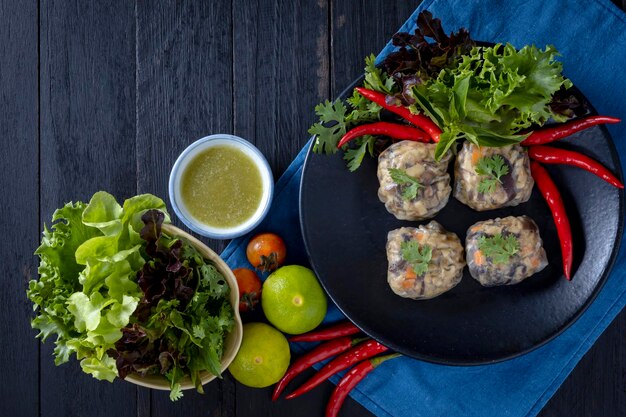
[344,136,376,172]
[192,324,205,340]
[199,264,231,300]
[477,178,499,194]
[169,384,183,401]
[346,89,382,123]
[364,54,396,94]
[477,234,520,264]
[309,54,395,165]
[309,100,347,154]
[166,367,184,401]
[475,155,509,194]
[400,241,432,276]
[388,168,423,200]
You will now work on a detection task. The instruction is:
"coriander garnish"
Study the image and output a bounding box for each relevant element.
[477,233,520,264]
[475,155,509,194]
[389,168,423,200]
[400,240,432,275]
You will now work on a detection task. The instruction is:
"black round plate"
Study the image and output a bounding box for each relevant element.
[299,78,624,365]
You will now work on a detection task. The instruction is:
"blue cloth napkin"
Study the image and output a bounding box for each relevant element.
[221,1,626,416]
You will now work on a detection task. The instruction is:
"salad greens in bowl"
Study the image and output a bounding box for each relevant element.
[27,191,243,401]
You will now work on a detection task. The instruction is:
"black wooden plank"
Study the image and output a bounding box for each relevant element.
[0,1,39,416]
[135,0,233,255]
[39,1,138,416]
[331,0,420,96]
[232,0,330,178]
[231,0,331,416]
[137,388,151,417]
[135,1,234,414]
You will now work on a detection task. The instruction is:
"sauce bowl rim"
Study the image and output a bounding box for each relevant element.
[168,134,274,239]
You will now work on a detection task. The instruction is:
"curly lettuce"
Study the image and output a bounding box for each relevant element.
[410,43,572,159]
[28,194,233,402]
[27,192,169,379]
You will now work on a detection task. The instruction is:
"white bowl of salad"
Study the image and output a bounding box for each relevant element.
[27,192,243,401]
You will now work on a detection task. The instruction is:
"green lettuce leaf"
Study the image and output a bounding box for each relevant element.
[410,43,570,158]
[67,291,115,332]
[75,236,119,265]
[106,295,139,328]
[104,261,142,302]
[27,202,101,361]
[80,355,118,382]
[122,193,169,235]
[82,191,123,236]
[31,202,100,298]
[28,192,169,380]
[85,316,125,347]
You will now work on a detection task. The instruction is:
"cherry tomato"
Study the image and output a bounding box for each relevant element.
[246,233,287,272]
[233,268,262,312]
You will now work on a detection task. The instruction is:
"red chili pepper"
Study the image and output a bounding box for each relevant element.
[286,340,388,400]
[528,146,624,189]
[530,161,573,280]
[325,353,401,417]
[337,122,429,148]
[355,87,442,142]
[288,322,360,343]
[521,115,621,146]
[271,336,366,401]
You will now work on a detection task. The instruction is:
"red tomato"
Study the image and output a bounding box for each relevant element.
[233,268,262,312]
[246,233,287,272]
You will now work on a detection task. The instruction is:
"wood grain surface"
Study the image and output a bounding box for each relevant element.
[1,1,625,416]
[38,1,139,416]
[0,1,39,416]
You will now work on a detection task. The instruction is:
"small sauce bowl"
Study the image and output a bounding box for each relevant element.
[169,134,273,239]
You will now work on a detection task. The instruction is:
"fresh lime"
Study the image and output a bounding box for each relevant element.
[229,322,290,388]
[261,265,327,334]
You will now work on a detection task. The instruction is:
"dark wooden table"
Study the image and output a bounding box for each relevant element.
[3,1,626,416]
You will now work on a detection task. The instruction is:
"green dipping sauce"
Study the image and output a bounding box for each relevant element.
[180,145,264,228]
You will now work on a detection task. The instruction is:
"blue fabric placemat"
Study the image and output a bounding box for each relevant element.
[221,1,626,416]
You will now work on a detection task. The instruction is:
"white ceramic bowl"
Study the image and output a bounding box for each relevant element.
[169,134,273,239]
[125,224,243,390]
